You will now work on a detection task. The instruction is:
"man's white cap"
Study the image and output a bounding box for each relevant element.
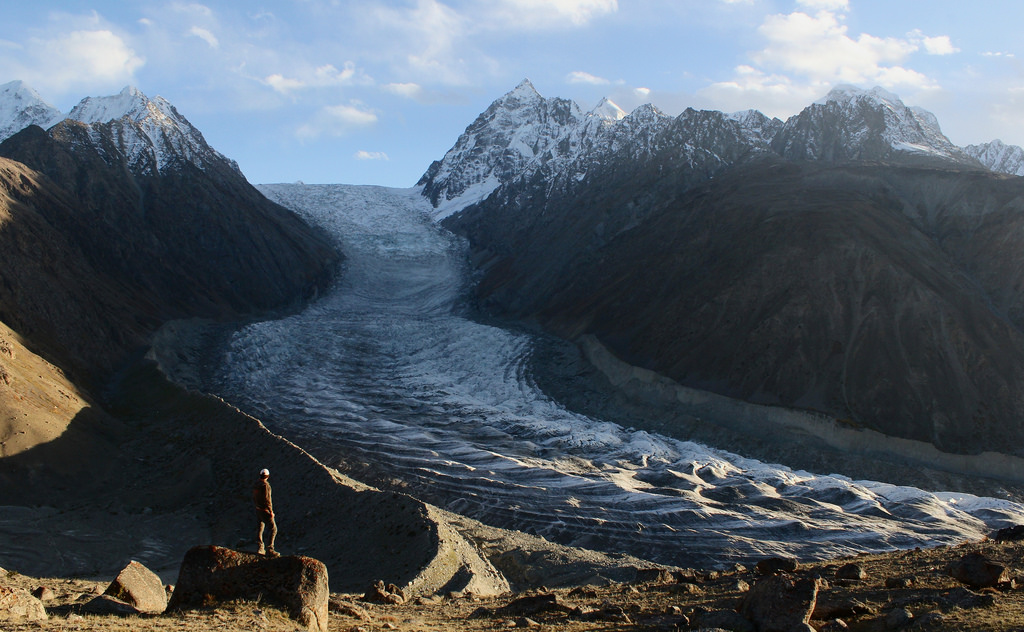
[260,468,270,477]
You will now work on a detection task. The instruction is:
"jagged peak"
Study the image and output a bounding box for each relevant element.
[727,109,774,123]
[2,80,41,98]
[974,138,1008,150]
[68,85,161,125]
[0,80,65,141]
[591,97,626,121]
[505,78,542,101]
[626,102,667,121]
[0,80,61,112]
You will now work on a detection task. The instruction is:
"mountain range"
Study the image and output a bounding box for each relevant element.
[419,79,1024,220]
[3,76,1024,592]
[4,77,1024,463]
[425,79,1024,459]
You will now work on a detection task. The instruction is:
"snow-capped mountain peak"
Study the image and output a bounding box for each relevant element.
[0,80,64,142]
[418,79,585,219]
[965,139,1024,176]
[68,85,149,124]
[592,97,627,122]
[774,84,968,163]
[816,84,902,109]
[506,78,543,102]
[64,85,235,176]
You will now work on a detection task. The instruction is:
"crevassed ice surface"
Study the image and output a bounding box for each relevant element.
[207,183,1024,568]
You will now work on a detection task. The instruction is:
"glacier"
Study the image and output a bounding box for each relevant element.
[189,182,1024,569]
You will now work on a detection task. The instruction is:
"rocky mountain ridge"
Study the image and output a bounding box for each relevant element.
[0,82,340,387]
[434,80,1024,462]
[965,138,1024,176]
[420,80,1022,219]
[0,81,240,176]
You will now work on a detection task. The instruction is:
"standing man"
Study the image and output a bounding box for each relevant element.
[253,468,278,557]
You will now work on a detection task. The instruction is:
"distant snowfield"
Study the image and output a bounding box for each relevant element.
[200,183,1024,568]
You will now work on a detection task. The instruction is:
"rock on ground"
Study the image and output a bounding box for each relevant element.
[104,560,167,614]
[0,585,47,621]
[740,575,821,632]
[948,552,1009,588]
[166,545,329,632]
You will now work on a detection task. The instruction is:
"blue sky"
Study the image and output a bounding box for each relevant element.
[2,0,1022,187]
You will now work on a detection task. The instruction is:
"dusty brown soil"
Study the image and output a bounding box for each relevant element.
[4,538,1024,631]
[0,321,93,459]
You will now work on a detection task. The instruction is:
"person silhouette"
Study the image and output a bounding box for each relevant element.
[252,468,278,557]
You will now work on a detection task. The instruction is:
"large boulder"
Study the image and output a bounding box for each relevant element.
[166,545,328,632]
[948,552,1009,589]
[104,560,167,614]
[0,585,47,621]
[740,575,821,632]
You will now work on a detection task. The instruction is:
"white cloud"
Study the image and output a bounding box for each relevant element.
[360,0,616,88]
[752,10,922,85]
[369,0,470,86]
[315,63,358,84]
[487,0,618,29]
[634,87,651,98]
[982,51,1016,58]
[796,0,849,11]
[383,82,423,99]
[567,71,610,85]
[188,26,219,49]
[355,150,389,161]
[323,103,377,126]
[264,74,305,93]
[262,62,366,94]
[18,29,145,94]
[701,65,823,117]
[921,35,959,56]
[699,3,951,116]
[297,102,378,139]
[173,3,213,18]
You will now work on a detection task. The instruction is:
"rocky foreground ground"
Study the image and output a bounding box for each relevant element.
[3,536,1024,631]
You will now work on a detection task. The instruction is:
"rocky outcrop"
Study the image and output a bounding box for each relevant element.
[166,546,329,632]
[104,560,167,614]
[0,585,47,621]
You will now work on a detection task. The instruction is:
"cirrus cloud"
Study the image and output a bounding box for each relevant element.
[188,26,219,49]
